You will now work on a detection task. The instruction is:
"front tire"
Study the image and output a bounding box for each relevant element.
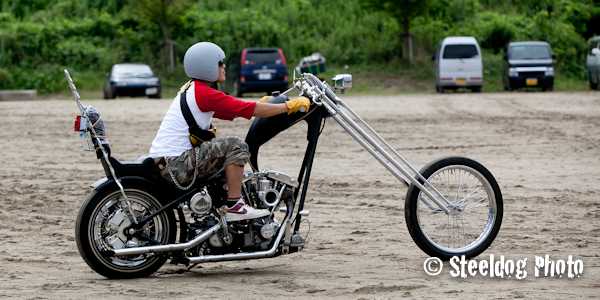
[405,156,503,261]
[75,185,176,278]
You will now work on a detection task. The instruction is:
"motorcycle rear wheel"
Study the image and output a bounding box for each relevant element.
[75,185,176,278]
[405,156,503,261]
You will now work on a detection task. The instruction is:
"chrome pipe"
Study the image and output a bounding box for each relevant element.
[112,223,222,256]
[339,100,446,192]
[187,213,289,263]
[331,105,451,211]
[298,73,451,211]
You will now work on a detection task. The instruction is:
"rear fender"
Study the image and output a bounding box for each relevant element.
[90,176,178,206]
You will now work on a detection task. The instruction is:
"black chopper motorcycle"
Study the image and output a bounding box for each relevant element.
[65,70,503,279]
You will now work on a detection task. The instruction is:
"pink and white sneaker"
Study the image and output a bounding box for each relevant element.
[225,199,270,222]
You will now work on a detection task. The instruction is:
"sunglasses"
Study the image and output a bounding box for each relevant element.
[218,60,225,67]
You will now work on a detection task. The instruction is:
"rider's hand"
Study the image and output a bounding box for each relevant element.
[259,96,271,103]
[285,97,310,115]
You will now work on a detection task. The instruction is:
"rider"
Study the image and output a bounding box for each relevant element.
[149,42,310,222]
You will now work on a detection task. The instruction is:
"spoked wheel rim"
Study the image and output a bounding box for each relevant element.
[89,190,169,270]
[416,165,497,254]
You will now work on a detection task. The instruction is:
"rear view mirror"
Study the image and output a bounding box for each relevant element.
[332,74,352,94]
[592,48,600,56]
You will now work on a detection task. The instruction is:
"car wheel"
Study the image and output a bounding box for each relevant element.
[103,88,114,100]
[435,85,443,93]
[233,80,242,97]
[590,72,599,90]
[542,86,553,92]
[149,91,161,99]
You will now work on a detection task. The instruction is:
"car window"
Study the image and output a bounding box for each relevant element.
[112,65,154,78]
[509,45,551,60]
[245,51,283,65]
[442,45,479,59]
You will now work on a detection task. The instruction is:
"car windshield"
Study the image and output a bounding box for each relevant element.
[442,45,479,59]
[245,51,283,65]
[112,64,154,78]
[509,45,551,60]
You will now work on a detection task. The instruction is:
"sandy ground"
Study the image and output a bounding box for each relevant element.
[0,91,599,299]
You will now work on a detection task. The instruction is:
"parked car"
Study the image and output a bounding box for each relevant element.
[103,63,161,99]
[432,36,483,93]
[503,41,555,92]
[222,48,288,97]
[586,36,600,90]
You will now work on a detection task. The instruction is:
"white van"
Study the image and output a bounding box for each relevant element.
[433,36,483,92]
[587,35,600,90]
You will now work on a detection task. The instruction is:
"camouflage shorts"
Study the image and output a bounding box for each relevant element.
[155,136,250,186]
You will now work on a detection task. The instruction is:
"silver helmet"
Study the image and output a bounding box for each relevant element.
[183,42,226,82]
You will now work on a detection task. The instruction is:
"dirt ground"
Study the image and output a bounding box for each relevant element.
[1,91,599,299]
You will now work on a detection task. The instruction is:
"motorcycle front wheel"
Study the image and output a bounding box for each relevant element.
[75,185,176,278]
[405,157,503,261]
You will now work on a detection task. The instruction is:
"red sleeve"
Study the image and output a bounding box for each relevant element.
[194,81,256,120]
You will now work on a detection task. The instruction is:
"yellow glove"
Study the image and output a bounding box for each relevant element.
[259,96,271,103]
[285,97,310,115]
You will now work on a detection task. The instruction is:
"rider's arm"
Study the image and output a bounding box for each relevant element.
[252,102,288,117]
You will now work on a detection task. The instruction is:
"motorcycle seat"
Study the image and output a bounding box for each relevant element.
[108,156,155,178]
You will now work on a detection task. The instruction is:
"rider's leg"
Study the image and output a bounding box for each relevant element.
[225,163,243,203]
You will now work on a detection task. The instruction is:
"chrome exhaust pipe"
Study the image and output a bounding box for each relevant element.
[111,223,222,256]
[187,202,293,263]
[187,217,287,263]
[112,202,292,262]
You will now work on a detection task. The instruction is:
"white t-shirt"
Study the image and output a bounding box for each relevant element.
[149,81,255,158]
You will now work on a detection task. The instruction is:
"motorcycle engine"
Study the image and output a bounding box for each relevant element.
[184,170,299,255]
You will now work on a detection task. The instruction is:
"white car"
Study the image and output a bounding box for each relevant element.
[587,36,600,90]
[433,36,483,93]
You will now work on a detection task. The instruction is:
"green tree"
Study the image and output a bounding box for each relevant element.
[128,0,191,69]
[360,0,432,61]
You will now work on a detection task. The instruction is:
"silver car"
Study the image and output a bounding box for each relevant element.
[587,36,600,90]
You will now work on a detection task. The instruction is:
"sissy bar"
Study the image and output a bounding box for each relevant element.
[289,73,452,213]
[64,69,138,222]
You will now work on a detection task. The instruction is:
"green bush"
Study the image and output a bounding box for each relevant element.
[0,0,596,94]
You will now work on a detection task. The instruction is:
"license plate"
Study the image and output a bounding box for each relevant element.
[526,78,538,86]
[456,78,467,84]
[145,87,158,95]
[258,73,272,80]
[80,132,95,151]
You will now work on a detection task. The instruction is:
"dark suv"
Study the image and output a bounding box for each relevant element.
[503,41,555,91]
[222,48,288,97]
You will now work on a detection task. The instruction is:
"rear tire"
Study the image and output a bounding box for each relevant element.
[75,185,176,278]
[405,156,503,261]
